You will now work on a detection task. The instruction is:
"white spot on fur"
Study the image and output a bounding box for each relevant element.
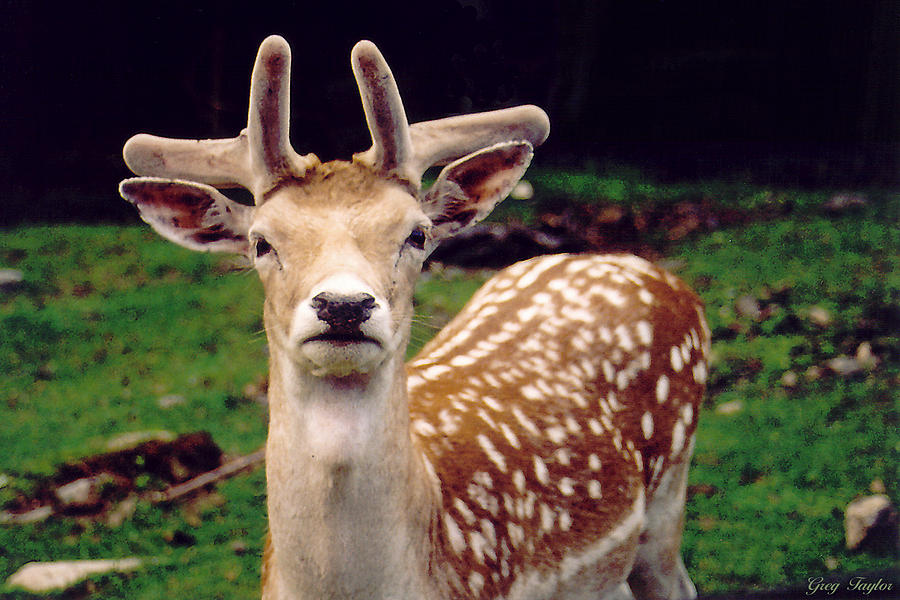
[512,406,541,437]
[450,354,477,367]
[641,412,654,439]
[599,326,613,344]
[507,522,525,547]
[591,285,627,306]
[565,258,595,275]
[671,420,686,456]
[651,456,665,484]
[682,403,694,425]
[483,395,503,412]
[558,477,575,496]
[521,384,543,401]
[545,425,567,445]
[454,498,477,525]
[539,503,555,532]
[517,253,568,289]
[438,409,459,435]
[517,305,540,323]
[473,471,493,489]
[693,360,707,384]
[477,434,507,472]
[422,364,451,380]
[513,470,526,494]
[500,423,521,449]
[579,359,597,380]
[468,571,485,595]
[601,360,615,383]
[533,455,550,485]
[412,419,437,437]
[469,531,493,563]
[589,453,602,471]
[468,483,500,516]
[656,374,670,403]
[547,278,568,291]
[444,513,466,554]
[635,320,653,345]
[670,346,684,372]
[639,288,654,305]
[607,391,624,411]
[483,373,501,388]
[614,324,634,351]
[477,409,498,431]
[481,519,497,547]
[588,479,602,499]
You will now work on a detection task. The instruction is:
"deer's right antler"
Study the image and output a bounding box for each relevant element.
[123,36,318,199]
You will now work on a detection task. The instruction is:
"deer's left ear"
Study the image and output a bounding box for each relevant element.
[119,177,253,254]
[422,141,533,241]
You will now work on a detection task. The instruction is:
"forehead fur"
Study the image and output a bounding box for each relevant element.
[253,160,424,236]
[263,160,416,208]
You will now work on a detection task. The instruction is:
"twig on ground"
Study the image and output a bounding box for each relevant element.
[150,447,265,503]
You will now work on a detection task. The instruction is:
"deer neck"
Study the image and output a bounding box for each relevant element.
[264,350,439,599]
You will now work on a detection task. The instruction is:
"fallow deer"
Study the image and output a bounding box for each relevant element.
[119,36,708,600]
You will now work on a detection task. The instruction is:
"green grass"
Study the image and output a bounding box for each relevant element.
[1,172,898,597]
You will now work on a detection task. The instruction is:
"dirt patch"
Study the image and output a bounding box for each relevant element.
[3,432,222,520]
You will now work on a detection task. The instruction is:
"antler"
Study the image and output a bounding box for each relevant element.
[123,37,549,199]
[351,41,549,186]
[123,36,317,199]
[351,41,415,181]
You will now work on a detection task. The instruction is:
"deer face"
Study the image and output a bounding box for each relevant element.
[249,165,429,377]
[119,36,548,378]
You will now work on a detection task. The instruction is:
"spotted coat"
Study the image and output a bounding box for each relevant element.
[407,253,709,598]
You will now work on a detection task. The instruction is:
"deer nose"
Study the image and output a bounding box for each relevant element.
[311,292,377,331]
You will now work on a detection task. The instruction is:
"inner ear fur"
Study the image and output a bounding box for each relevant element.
[119,177,253,254]
[422,141,533,241]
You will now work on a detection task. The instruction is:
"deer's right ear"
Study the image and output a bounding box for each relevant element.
[119,178,253,254]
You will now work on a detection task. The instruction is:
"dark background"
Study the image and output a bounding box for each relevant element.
[2,0,898,224]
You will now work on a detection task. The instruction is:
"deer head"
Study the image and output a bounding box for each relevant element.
[119,36,548,379]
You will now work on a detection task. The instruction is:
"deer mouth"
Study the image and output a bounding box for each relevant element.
[304,332,381,347]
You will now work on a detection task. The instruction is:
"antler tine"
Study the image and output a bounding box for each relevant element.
[122,130,254,191]
[409,104,550,173]
[351,40,415,182]
[246,35,314,196]
[123,36,316,201]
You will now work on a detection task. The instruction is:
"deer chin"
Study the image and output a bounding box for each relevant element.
[300,336,387,378]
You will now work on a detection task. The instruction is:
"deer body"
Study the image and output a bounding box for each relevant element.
[119,36,706,600]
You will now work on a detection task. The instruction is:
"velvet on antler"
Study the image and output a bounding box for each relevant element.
[123,36,549,200]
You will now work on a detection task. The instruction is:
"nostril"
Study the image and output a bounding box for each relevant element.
[311,292,377,331]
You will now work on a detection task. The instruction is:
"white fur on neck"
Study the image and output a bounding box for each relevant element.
[265,354,438,600]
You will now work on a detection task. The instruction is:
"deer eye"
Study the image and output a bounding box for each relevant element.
[405,227,427,251]
[252,235,277,262]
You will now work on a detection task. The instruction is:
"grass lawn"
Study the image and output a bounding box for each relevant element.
[1,171,897,597]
